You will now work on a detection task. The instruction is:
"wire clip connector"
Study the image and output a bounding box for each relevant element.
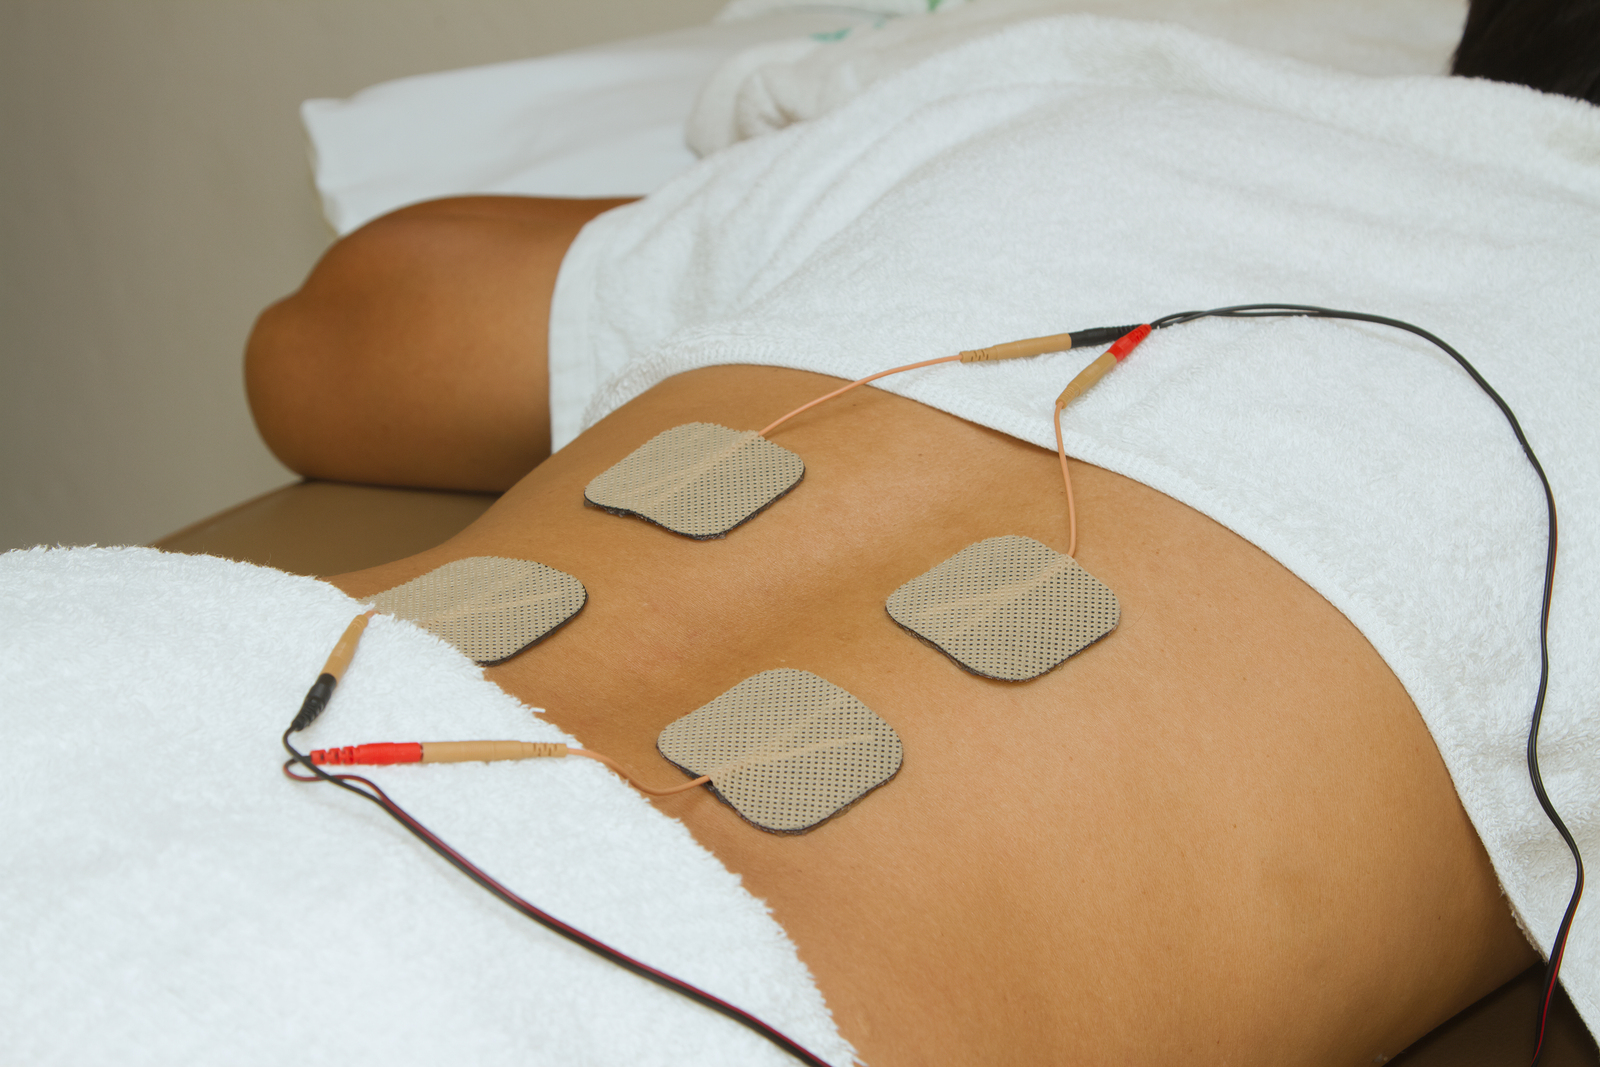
[311,740,573,765]
[1055,324,1151,410]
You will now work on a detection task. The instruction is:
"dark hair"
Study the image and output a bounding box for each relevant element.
[1453,0,1600,104]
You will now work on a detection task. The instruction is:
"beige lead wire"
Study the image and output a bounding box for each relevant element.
[760,331,1090,437]
[1051,326,1150,558]
[411,740,711,797]
[957,330,1079,363]
[321,609,377,681]
[1053,400,1080,560]
[755,327,1142,559]
[1054,351,1124,559]
[420,740,569,763]
[752,347,1083,556]
[1056,350,1120,410]
[567,747,712,797]
[757,355,961,438]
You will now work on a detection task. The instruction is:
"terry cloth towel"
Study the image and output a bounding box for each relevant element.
[0,546,855,1067]
[688,0,1466,155]
[549,8,1600,1036]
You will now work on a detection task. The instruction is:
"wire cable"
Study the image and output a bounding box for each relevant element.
[307,739,712,797]
[1143,303,1580,1066]
[566,747,712,796]
[282,729,829,1066]
[1050,325,1152,558]
[758,355,959,438]
[1052,399,1078,559]
[758,328,1146,559]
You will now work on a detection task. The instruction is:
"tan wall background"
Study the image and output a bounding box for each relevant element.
[0,0,723,552]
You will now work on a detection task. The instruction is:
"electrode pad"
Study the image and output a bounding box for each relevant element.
[658,668,902,833]
[886,535,1118,682]
[585,422,804,539]
[364,556,586,665]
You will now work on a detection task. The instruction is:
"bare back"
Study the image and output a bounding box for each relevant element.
[329,364,1534,1066]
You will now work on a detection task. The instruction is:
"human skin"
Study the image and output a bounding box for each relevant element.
[247,196,633,491]
[248,197,1538,1065]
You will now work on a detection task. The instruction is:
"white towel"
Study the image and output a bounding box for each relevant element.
[549,12,1600,1033]
[688,0,1465,154]
[0,546,855,1066]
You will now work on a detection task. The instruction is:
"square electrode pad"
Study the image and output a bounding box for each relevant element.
[658,668,902,834]
[584,422,804,539]
[886,535,1119,682]
[364,556,586,665]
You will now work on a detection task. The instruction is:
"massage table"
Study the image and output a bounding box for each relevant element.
[151,478,1599,1066]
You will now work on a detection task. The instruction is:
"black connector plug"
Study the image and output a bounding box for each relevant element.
[290,673,337,733]
[1068,324,1143,348]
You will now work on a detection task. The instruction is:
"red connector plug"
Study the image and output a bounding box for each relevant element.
[311,743,423,765]
[1056,325,1151,410]
[1106,323,1151,361]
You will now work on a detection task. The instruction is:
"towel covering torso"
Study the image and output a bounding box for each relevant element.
[549,12,1600,1032]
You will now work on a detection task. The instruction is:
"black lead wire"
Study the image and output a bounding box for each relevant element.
[281,731,834,1067]
[1145,303,1581,1065]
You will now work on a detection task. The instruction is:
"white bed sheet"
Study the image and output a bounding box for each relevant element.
[304,9,886,234]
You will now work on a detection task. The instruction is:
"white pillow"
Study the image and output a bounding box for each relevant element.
[716,0,971,20]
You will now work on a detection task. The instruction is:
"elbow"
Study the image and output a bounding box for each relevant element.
[245,291,330,480]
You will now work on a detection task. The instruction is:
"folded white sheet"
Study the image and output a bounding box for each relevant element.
[0,546,855,1066]
[304,10,884,234]
[549,10,1600,1035]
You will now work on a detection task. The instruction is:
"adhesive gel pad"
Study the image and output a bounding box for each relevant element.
[658,668,903,834]
[886,535,1119,682]
[364,556,586,665]
[585,422,804,539]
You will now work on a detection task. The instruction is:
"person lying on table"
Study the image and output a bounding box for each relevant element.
[244,2,1600,1062]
